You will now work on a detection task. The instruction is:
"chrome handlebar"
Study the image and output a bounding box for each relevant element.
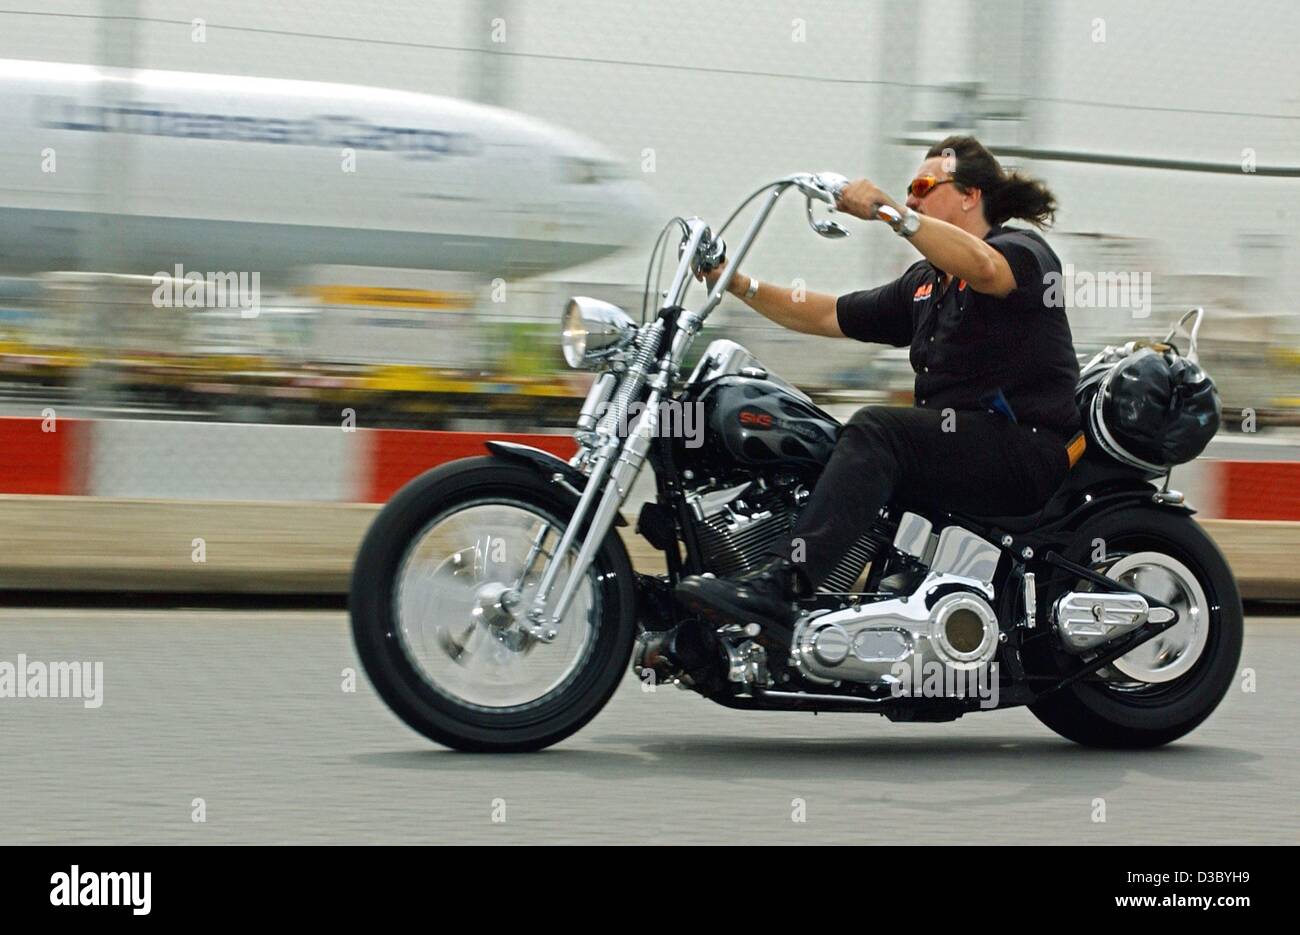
[790,172,904,227]
[684,172,852,323]
[788,171,850,205]
[696,171,857,274]
[658,170,912,329]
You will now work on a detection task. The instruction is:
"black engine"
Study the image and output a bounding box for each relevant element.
[665,369,895,592]
[676,475,892,594]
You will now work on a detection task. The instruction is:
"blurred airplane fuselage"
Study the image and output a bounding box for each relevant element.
[0,59,655,280]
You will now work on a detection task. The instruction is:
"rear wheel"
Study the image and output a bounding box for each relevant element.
[350,457,637,752]
[1028,507,1243,748]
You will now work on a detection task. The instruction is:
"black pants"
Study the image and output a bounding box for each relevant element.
[779,405,1071,589]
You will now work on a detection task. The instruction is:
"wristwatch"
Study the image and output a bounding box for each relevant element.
[894,206,922,238]
[743,275,760,299]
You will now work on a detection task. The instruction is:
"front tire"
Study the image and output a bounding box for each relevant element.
[350,456,637,752]
[1028,507,1243,748]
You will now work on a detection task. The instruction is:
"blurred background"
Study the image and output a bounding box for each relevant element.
[5,2,1300,849]
[1,0,1297,430]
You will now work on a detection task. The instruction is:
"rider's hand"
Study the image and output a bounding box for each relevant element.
[836,177,901,222]
[695,258,742,295]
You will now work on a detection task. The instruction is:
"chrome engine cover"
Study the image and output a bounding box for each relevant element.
[791,572,1000,686]
[1052,591,1150,652]
[789,522,1004,688]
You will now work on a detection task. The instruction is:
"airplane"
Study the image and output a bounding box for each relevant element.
[0,58,657,281]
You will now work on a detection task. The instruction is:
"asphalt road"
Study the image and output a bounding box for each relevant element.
[1,608,1296,845]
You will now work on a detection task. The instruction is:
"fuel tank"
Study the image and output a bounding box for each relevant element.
[678,373,841,471]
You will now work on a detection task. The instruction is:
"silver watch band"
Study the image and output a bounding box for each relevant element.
[896,207,921,238]
[743,275,759,299]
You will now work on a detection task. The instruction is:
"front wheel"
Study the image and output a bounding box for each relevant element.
[1027,507,1243,748]
[350,456,637,752]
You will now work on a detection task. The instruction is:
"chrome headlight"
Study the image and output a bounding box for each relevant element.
[561,296,637,369]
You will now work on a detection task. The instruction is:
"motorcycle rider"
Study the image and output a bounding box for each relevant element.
[676,136,1083,627]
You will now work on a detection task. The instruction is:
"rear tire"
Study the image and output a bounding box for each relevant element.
[1028,507,1243,748]
[350,456,637,752]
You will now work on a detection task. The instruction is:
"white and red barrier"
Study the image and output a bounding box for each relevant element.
[2,416,1299,597]
[0,416,576,504]
[2,416,1298,519]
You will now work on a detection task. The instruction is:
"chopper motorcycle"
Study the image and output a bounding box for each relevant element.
[350,171,1242,752]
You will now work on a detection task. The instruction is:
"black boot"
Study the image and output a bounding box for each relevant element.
[674,557,808,628]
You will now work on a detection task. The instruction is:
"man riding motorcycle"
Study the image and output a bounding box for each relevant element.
[677,135,1083,627]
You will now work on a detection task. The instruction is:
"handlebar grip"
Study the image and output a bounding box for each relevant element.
[813,171,849,204]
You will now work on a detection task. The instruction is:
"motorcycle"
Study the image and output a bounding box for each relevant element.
[350,171,1242,752]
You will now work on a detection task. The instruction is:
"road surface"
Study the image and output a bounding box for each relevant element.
[0,608,1295,844]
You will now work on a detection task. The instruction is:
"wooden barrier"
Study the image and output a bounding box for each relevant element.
[0,496,1293,601]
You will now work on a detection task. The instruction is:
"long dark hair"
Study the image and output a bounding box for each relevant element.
[926,135,1057,228]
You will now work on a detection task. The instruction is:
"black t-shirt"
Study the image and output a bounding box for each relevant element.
[836,225,1081,436]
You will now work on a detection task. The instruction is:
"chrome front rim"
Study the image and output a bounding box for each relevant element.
[393,499,598,711]
[1100,550,1209,686]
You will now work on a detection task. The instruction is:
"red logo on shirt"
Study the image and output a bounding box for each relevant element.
[913,283,933,301]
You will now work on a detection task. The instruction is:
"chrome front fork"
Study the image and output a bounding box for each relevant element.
[525,393,660,640]
[523,225,713,642]
[524,448,614,641]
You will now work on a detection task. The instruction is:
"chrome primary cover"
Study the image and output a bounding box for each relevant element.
[791,572,999,686]
[789,524,1005,688]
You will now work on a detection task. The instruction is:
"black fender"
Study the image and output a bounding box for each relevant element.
[994,485,1190,555]
[1048,452,1197,533]
[1054,484,1193,538]
[484,440,627,526]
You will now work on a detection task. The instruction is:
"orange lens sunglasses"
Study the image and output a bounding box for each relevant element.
[907,176,957,198]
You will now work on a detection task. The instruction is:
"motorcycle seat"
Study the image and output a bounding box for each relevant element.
[945,431,1112,534]
[953,496,1067,534]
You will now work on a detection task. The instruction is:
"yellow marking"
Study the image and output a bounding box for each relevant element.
[1067,432,1087,468]
[306,286,474,310]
